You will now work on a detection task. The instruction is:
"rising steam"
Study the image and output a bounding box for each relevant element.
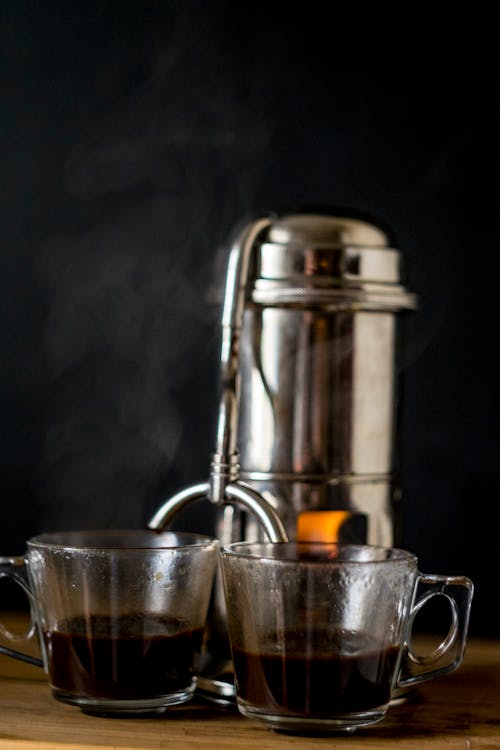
[34,6,269,530]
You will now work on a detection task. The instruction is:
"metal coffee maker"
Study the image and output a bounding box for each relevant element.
[149,209,417,700]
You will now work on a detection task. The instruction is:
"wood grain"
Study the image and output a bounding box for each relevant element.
[1,612,499,749]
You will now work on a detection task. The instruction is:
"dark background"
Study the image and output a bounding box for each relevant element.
[1,3,498,636]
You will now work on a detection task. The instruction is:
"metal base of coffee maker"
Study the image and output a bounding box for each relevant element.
[196,661,236,707]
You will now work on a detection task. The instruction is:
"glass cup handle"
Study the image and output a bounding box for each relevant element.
[397,573,474,689]
[0,556,43,667]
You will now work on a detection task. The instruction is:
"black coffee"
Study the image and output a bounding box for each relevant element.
[232,629,400,716]
[43,613,204,700]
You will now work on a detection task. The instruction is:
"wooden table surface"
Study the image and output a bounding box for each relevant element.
[0,612,499,749]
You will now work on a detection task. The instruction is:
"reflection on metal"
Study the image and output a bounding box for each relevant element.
[149,209,416,704]
[148,480,287,544]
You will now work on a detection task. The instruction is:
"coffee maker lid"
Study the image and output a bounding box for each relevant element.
[251,212,417,310]
[266,213,389,248]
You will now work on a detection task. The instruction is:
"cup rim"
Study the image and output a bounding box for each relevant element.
[221,541,417,565]
[26,529,219,552]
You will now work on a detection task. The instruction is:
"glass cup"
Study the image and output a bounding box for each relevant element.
[0,530,219,715]
[220,541,473,734]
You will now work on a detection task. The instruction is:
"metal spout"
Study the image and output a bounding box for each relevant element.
[149,213,288,544]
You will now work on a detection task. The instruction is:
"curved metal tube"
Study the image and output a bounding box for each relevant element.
[224,482,288,542]
[211,216,272,499]
[148,480,288,542]
[148,483,209,531]
[148,216,287,543]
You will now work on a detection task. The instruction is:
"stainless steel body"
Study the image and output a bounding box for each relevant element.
[237,310,400,545]
[220,213,416,546]
[149,210,417,698]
